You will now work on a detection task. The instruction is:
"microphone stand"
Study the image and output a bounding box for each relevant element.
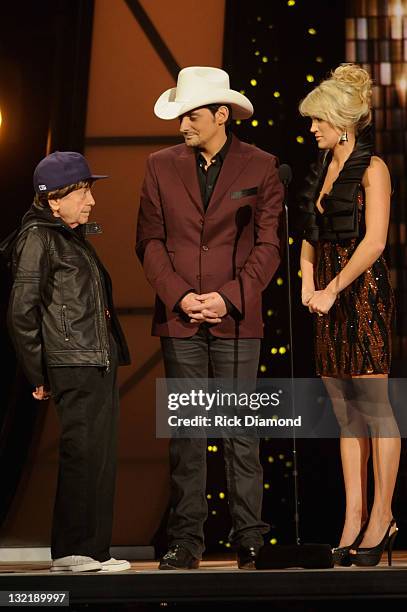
[281,172,301,545]
[256,165,333,568]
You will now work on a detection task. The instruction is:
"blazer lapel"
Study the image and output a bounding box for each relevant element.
[173,147,203,213]
[207,136,252,212]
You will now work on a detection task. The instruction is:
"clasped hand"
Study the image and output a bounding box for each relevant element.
[180,292,227,324]
[302,287,337,315]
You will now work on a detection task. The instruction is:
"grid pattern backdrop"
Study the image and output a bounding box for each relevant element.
[346,0,407,363]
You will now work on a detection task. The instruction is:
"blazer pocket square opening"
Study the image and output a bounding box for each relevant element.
[231,187,258,199]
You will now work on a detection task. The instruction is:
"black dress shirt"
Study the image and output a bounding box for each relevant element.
[196,133,232,210]
[174,133,235,316]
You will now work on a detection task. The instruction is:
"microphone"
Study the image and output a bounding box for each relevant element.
[256,543,333,569]
[279,163,292,187]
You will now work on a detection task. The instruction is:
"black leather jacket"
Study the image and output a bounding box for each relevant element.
[6,205,130,386]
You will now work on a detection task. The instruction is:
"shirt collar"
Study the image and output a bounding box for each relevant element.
[196,132,232,165]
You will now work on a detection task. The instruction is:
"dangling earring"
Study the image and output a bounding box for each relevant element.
[339,129,348,143]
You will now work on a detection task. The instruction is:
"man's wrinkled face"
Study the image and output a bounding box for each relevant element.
[179,107,224,148]
[49,187,95,228]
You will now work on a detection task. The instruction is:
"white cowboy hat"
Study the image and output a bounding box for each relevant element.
[154,66,253,120]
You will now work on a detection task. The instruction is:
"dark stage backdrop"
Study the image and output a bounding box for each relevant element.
[0,0,94,527]
[203,0,407,552]
[199,0,349,552]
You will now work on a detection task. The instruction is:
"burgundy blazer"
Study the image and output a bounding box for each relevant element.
[136,135,284,338]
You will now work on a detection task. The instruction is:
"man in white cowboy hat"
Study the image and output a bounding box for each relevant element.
[136,66,284,570]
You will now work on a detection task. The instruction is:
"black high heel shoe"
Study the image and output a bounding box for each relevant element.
[332,523,367,567]
[349,518,398,567]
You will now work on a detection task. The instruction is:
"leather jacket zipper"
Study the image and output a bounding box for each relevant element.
[61,305,69,341]
[81,248,111,371]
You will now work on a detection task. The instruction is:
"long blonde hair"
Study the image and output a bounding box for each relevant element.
[299,63,372,133]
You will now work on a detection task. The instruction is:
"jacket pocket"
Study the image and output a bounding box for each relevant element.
[231,186,258,199]
[61,305,70,342]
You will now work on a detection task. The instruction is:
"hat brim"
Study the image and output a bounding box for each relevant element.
[154,88,253,120]
[89,174,109,181]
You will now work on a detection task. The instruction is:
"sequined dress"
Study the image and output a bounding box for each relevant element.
[314,188,394,376]
[300,126,394,377]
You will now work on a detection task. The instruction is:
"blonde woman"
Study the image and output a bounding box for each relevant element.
[299,64,400,566]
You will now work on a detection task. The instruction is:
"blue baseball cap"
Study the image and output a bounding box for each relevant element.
[33,151,108,194]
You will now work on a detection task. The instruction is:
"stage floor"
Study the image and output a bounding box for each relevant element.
[1,554,407,605]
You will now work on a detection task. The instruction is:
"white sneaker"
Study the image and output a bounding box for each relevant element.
[100,558,131,572]
[50,555,102,573]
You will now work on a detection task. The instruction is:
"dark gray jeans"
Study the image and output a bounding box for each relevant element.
[161,327,269,558]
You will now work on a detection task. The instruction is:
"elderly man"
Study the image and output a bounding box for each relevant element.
[7,152,130,573]
[137,66,284,569]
